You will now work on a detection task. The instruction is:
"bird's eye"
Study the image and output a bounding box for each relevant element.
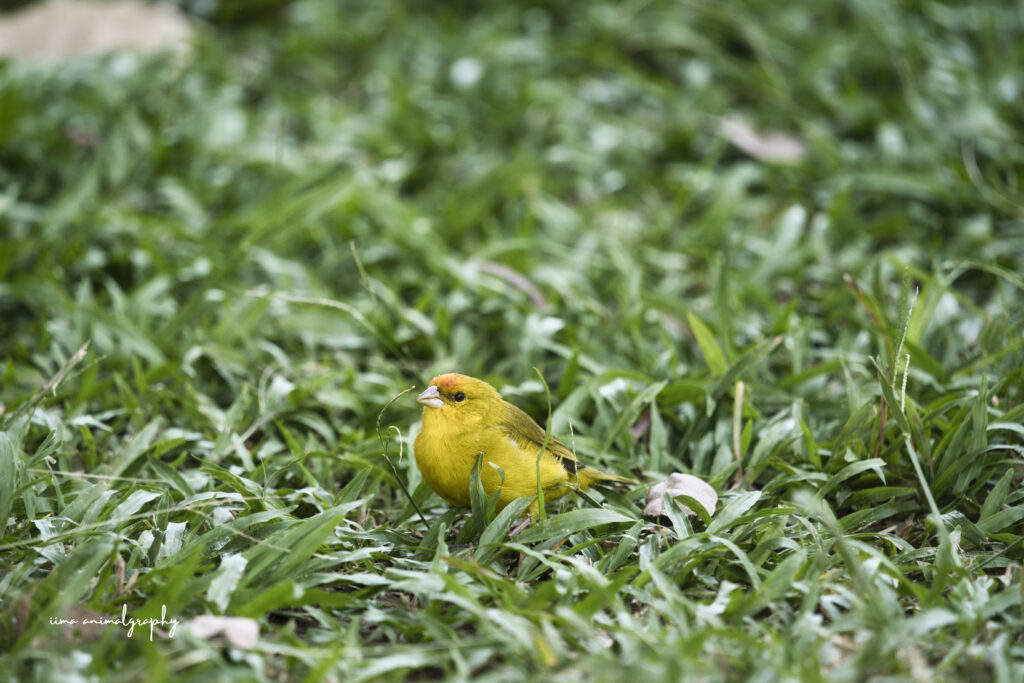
[453,391,466,402]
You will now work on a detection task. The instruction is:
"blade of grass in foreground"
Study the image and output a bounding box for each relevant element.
[515,508,633,544]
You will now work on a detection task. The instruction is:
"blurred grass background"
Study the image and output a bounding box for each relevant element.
[1,0,1022,680]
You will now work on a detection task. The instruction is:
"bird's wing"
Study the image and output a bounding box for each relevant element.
[497,402,585,474]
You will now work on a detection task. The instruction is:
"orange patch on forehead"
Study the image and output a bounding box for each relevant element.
[431,373,466,391]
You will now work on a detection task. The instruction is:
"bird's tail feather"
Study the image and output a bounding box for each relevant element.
[579,468,637,488]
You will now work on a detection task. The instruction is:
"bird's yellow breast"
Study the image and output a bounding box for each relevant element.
[413,402,574,510]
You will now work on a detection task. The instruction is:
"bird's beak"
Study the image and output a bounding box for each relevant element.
[417,385,444,409]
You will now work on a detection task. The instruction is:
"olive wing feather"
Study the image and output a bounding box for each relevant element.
[497,401,585,474]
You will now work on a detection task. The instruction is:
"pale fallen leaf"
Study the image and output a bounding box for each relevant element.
[473,260,549,312]
[187,615,259,649]
[719,116,806,164]
[0,1,192,60]
[643,472,718,517]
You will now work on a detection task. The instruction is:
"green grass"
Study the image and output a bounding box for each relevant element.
[2,0,1023,680]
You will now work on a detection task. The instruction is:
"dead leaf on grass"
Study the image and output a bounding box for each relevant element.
[643,472,718,518]
[719,116,806,164]
[0,1,192,60]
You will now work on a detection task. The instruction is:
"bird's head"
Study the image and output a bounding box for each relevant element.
[416,373,503,428]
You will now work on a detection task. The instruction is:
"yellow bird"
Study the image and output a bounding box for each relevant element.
[413,373,635,515]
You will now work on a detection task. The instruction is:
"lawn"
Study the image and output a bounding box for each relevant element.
[1,0,1022,680]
